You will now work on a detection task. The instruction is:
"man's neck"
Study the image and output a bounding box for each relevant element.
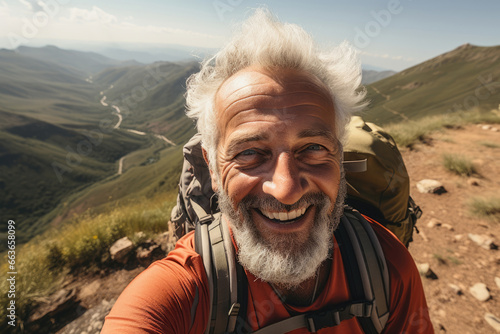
[272,258,332,307]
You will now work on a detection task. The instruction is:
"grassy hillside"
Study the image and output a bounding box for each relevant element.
[363,44,500,124]
[0,110,150,249]
[93,61,199,143]
[0,190,177,332]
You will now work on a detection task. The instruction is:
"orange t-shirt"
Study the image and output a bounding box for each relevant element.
[102,219,433,333]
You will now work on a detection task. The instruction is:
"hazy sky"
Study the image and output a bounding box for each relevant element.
[1,0,499,71]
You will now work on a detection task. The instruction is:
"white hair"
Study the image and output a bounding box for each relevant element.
[185,8,366,173]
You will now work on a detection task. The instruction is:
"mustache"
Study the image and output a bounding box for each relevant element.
[238,192,331,212]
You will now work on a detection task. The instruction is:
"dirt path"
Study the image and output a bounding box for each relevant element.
[403,124,500,333]
[372,86,409,121]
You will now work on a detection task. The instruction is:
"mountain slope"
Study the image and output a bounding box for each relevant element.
[362,69,397,84]
[93,61,200,143]
[16,45,138,76]
[363,44,500,124]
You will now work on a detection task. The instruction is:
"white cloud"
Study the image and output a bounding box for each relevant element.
[0,1,10,17]
[17,0,32,11]
[0,5,224,49]
[61,6,118,25]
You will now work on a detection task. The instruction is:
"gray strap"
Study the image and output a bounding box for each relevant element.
[209,218,231,334]
[343,211,390,332]
[251,302,372,334]
[343,159,367,173]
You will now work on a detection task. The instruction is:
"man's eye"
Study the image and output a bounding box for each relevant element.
[240,149,257,156]
[306,144,323,151]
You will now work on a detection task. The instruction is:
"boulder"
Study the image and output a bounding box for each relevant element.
[468,234,498,250]
[485,313,500,332]
[417,263,438,279]
[58,298,117,334]
[136,244,162,267]
[110,237,134,264]
[416,179,446,194]
[469,283,490,302]
[29,289,78,323]
[155,229,176,253]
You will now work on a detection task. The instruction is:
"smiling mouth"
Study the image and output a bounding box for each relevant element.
[259,206,309,224]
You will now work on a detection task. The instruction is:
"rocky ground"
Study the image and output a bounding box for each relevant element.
[27,124,499,333]
[405,124,500,333]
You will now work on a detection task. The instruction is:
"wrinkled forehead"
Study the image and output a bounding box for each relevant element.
[214,66,336,127]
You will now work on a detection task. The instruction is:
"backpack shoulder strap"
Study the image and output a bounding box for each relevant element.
[194,208,389,334]
[249,209,390,334]
[194,210,247,334]
[335,208,390,333]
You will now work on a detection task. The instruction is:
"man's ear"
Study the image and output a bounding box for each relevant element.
[202,147,218,193]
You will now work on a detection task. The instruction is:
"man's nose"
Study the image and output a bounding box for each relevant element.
[262,152,309,205]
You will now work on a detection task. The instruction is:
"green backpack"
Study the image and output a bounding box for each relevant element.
[170,116,421,333]
[344,116,421,247]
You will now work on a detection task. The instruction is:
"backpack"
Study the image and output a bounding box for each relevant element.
[170,117,421,333]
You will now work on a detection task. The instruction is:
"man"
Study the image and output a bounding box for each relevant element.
[102,9,433,333]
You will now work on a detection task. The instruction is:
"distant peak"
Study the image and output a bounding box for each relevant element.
[456,43,476,51]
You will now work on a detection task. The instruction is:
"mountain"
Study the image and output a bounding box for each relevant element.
[0,46,201,251]
[16,45,140,76]
[363,44,500,124]
[0,48,152,250]
[92,60,200,143]
[362,69,397,84]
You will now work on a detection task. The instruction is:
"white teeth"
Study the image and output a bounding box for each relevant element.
[261,207,307,221]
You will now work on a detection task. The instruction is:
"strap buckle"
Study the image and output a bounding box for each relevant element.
[305,302,373,333]
[198,215,213,225]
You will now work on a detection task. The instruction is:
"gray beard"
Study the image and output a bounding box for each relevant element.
[217,177,346,289]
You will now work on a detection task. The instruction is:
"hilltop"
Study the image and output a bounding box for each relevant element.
[363,44,500,124]
[1,42,500,332]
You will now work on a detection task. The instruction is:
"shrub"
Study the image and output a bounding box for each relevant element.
[442,153,477,176]
[467,196,500,221]
[0,193,176,330]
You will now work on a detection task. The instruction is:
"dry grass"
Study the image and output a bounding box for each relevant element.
[386,109,500,148]
[467,196,500,222]
[0,193,176,330]
[442,153,477,177]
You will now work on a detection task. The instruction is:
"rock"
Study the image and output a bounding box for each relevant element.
[448,283,463,295]
[427,218,441,228]
[441,223,455,231]
[110,237,134,264]
[492,127,500,132]
[136,244,162,267]
[417,263,438,279]
[467,178,480,186]
[79,280,101,300]
[416,179,446,194]
[453,234,464,242]
[482,125,492,130]
[468,233,498,250]
[155,230,176,253]
[495,277,500,289]
[58,298,117,334]
[485,313,500,332]
[469,283,490,302]
[29,289,78,323]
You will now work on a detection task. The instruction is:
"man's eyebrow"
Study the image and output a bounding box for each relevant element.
[298,129,338,144]
[226,133,269,153]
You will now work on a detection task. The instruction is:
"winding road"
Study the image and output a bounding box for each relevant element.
[98,89,176,176]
